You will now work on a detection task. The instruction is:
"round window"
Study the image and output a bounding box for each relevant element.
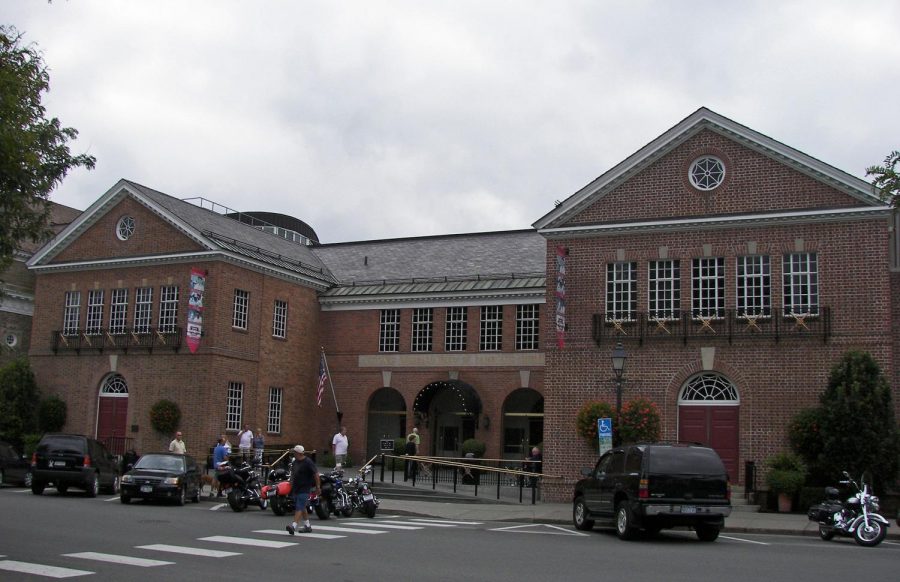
[116,216,136,241]
[688,156,726,191]
[5,333,18,348]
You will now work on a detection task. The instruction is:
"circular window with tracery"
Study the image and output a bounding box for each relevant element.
[116,216,136,241]
[101,374,129,395]
[688,156,726,191]
[679,373,739,404]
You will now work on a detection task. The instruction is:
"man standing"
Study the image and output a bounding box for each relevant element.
[286,445,320,534]
[212,437,230,498]
[332,426,349,468]
[406,427,421,453]
[252,428,265,463]
[168,431,186,455]
[238,425,254,460]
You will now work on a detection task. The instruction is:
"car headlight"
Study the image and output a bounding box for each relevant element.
[163,477,180,485]
[121,475,133,484]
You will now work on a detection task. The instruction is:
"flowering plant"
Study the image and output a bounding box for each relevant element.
[575,401,615,448]
[149,399,181,435]
[617,397,661,444]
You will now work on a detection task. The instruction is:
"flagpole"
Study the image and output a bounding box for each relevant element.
[321,348,342,428]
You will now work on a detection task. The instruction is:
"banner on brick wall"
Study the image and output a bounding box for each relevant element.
[555,246,567,348]
[186,268,206,353]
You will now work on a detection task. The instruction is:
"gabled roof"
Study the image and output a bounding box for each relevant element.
[533,107,885,230]
[28,179,337,289]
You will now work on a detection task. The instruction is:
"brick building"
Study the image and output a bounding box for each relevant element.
[24,108,898,501]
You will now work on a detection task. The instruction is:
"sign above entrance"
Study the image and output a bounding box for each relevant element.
[380,439,395,451]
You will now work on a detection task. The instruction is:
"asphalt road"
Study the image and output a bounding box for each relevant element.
[1,485,898,581]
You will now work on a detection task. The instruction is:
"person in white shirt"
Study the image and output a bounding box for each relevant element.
[168,431,186,454]
[238,425,253,460]
[332,426,349,468]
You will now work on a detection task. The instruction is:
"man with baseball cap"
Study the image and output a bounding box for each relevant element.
[286,445,321,534]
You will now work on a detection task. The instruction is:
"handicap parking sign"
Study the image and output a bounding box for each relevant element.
[597,417,613,455]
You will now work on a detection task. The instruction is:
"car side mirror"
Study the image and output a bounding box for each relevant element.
[126,464,134,471]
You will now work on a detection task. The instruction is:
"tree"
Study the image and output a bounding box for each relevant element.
[866,150,900,208]
[0,25,95,273]
[0,358,41,446]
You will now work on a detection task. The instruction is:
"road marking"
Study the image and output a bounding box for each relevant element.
[137,544,241,558]
[349,522,423,530]
[199,536,297,548]
[489,524,588,536]
[295,525,388,534]
[410,519,484,525]
[883,541,900,547]
[720,535,770,545]
[376,519,455,528]
[209,503,228,511]
[63,552,175,567]
[103,496,119,502]
[0,560,93,578]
[253,529,346,540]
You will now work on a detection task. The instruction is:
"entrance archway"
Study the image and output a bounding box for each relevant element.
[413,380,482,457]
[677,373,740,481]
[366,388,407,460]
[501,388,544,460]
[96,374,129,455]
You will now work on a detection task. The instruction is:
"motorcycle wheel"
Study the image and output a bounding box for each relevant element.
[271,495,286,516]
[818,525,835,541]
[854,520,886,547]
[314,502,330,520]
[326,499,337,517]
[340,506,353,518]
[227,489,246,512]
[363,500,377,518]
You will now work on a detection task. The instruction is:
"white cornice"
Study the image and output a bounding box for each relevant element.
[319,291,546,311]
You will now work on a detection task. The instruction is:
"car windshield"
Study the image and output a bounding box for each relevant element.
[134,455,185,472]
[646,447,725,475]
[36,436,84,454]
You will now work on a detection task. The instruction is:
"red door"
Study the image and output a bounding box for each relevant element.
[678,405,739,482]
[97,396,128,453]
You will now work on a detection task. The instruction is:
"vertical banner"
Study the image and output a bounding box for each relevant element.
[555,246,567,348]
[186,268,206,353]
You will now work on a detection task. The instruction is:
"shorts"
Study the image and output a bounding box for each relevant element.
[293,491,310,510]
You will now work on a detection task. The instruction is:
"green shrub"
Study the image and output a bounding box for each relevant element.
[0,358,40,445]
[149,399,181,435]
[766,452,807,495]
[788,407,826,483]
[575,401,615,448]
[461,438,486,458]
[38,395,67,432]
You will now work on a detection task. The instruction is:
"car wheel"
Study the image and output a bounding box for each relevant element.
[176,486,186,506]
[107,475,120,495]
[695,523,720,542]
[120,494,131,504]
[0,469,5,486]
[24,471,33,488]
[573,497,595,531]
[32,481,44,495]
[615,502,638,540]
[84,473,98,498]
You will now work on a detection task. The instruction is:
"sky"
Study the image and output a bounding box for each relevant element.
[7,1,900,244]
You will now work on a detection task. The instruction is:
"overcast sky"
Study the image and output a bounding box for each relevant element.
[8,1,900,243]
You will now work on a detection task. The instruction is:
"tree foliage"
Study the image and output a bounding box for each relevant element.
[37,395,67,432]
[149,399,181,435]
[866,150,900,208]
[0,25,95,272]
[0,358,41,445]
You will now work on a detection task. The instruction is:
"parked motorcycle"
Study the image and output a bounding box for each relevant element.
[807,471,890,547]
[320,469,352,517]
[344,465,379,518]
[262,468,329,519]
[219,461,267,512]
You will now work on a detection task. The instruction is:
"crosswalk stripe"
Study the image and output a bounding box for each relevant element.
[377,519,456,528]
[253,529,346,540]
[137,544,241,558]
[295,525,388,534]
[410,519,483,525]
[63,552,175,567]
[198,536,297,549]
[348,522,424,530]
[0,560,93,578]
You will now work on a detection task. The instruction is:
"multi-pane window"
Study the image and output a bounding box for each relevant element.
[648,260,681,319]
[692,257,726,318]
[158,285,179,332]
[736,256,771,317]
[109,288,129,334]
[783,253,819,315]
[445,307,468,351]
[267,387,283,434]
[379,309,400,352]
[86,290,104,335]
[134,287,153,333]
[515,304,540,350]
[606,262,638,321]
[233,289,249,329]
[226,381,244,431]
[411,308,433,352]
[272,299,287,338]
[63,291,81,335]
[480,305,503,351]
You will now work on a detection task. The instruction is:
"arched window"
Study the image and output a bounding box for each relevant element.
[679,373,738,404]
[101,374,129,396]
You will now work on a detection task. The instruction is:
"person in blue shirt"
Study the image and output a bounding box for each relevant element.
[213,436,230,498]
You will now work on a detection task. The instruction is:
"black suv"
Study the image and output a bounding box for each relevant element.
[31,434,120,497]
[573,443,732,541]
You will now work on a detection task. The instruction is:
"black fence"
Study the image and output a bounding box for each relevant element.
[51,327,183,353]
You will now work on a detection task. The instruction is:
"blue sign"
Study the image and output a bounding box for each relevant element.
[597,417,613,455]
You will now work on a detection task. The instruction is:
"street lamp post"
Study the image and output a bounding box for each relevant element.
[611,342,628,422]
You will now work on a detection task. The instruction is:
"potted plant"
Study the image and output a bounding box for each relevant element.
[766,452,807,512]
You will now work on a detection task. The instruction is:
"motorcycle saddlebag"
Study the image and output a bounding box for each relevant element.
[275,481,292,496]
[808,501,842,522]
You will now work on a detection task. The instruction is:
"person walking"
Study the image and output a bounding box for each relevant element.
[332,426,349,468]
[404,434,418,481]
[285,445,321,535]
[168,431,186,454]
[252,428,265,463]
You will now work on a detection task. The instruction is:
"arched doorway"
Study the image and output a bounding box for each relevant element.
[413,380,482,457]
[96,374,129,455]
[677,373,740,481]
[501,388,544,460]
[366,388,406,461]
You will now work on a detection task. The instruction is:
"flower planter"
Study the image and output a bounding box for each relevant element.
[777,492,793,513]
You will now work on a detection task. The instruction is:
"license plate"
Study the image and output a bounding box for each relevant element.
[140,485,153,493]
[52,461,67,468]
[363,494,374,501]
[681,505,696,514]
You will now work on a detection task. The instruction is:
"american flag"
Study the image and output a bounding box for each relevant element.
[316,352,327,407]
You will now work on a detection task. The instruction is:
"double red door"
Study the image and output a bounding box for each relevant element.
[678,405,739,482]
[97,396,128,452]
